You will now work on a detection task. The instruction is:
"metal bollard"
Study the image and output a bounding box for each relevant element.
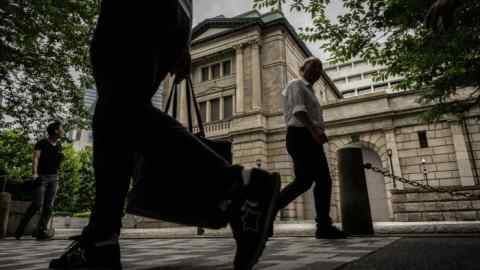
[0,192,12,239]
[338,147,374,235]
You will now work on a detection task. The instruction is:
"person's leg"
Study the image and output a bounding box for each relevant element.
[15,181,45,239]
[312,145,348,239]
[86,107,135,240]
[276,128,315,212]
[36,175,58,239]
[312,149,333,228]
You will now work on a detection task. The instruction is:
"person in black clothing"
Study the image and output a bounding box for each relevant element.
[271,57,349,239]
[15,121,64,240]
[49,2,280,270]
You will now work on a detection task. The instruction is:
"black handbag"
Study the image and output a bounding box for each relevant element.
[21,176,42,192]
[164,77,232,163]
[125,76,233,229]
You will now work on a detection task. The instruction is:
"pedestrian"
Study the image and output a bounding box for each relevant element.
[271,57,349,239]
[49,1,280,270]
[15,121,64,240]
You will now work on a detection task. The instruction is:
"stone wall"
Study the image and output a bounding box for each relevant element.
[391,186,480,221]
[261,29,287,114]
[395,122,461,187]
[465,116,480,184]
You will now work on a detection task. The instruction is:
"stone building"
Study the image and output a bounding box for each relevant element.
[162,10,480,224]
[322,57,403,98]
[163,10,342,222]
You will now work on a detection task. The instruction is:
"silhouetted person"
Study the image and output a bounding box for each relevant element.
[271,57,348,239]
[49,1,280,270]
[15,121,64,240]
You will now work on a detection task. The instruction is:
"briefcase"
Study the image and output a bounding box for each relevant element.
[126,76,233,229]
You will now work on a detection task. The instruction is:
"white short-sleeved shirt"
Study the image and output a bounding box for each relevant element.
[282,79,325,129]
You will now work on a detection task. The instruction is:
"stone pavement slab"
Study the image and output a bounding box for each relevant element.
[339,237,480,270]
[0,237,399,270]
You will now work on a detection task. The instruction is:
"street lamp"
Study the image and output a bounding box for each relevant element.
[421,158,429,186]
[256,159,262,168]
[386,149,397,188]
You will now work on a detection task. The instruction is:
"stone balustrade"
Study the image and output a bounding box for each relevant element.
[193,120,231,137]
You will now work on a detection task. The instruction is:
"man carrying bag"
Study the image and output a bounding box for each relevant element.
[49,2,280,270]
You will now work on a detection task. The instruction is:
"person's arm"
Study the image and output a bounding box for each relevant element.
[32,150,41,178]
[290,83,327,144]
[294,111,327,145]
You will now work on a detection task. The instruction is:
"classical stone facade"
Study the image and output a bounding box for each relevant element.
[164,10,480,223]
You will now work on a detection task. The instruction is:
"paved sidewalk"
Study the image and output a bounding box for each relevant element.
[0,237,399,270]
[49,221,480,239]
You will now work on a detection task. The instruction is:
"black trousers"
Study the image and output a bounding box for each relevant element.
[16,175,58,235]
[87,2,241,239]
[276,127,333,227]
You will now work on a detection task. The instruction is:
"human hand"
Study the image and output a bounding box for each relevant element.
[312,127,328,145]
[173,47,192,84]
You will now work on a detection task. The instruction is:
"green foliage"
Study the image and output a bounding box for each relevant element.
[56,144,81,212]
[56,146,95,214]
[0,1,99,136]
[254,0,480,120]
[73,211,91,219]
[0,129,32,184]
[76,147,95,213]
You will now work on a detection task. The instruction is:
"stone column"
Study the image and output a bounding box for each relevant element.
[206,100,211,123]
[220,96,225,120]
[450,121,476,186]
[234,44,245,114]
[251,40,262,111]
[384,129,404,189]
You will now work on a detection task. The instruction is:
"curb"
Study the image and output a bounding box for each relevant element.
[46,221,480,240]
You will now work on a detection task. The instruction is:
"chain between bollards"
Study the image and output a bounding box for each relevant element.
[364,163,480,200]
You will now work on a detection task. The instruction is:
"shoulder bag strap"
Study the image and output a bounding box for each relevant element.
[186,77,206,137]
[164,80,175,113]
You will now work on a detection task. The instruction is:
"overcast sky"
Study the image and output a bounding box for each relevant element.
[193,0,343,60]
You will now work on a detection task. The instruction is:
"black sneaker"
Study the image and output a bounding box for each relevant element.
[315,226,349,239]
[49,235,122,270]
[230,168,280,270]
[14,230,23,240]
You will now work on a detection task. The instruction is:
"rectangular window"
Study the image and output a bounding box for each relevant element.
[223,96,233,119]
[333,78,346,85]
[199,102,207,123]
[348,74,362,82]
[343,89,356,98]
[374,83,388,92]
[364,71,377,80]
[358,86,372,95]
[418,131,429,148]
[201,67,209,82]
[211,63,221,80]
[324,67,336,73]
[339,63,352,71]
[353,60,364,66]
[75,130,82,141]
[222,60,231,76]
[211,98,220,122]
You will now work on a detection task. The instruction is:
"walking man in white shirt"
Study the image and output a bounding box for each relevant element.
[274,57,348,239]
